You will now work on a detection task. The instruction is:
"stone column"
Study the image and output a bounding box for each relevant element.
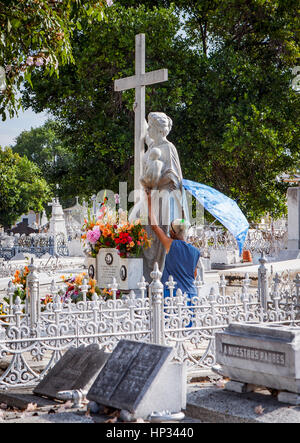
[287,187,300,250]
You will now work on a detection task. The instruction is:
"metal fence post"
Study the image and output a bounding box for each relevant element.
[258,253,269,312]
[49,236,54,256]
[26,258,40,329]
[7,280,15,315]
[13,236,19,257]
[149,262,164,345]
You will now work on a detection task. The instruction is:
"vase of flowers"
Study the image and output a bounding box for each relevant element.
[81,195,151,290]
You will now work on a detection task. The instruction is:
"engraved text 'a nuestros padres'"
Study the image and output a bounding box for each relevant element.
[222,343,285,366]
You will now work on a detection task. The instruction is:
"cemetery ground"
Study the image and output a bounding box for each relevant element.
[3,254,300,424]
[2,377,300,424]
[0,337,300,424]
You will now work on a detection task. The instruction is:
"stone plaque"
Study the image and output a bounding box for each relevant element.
[34,344,109,400]
[97,248,119,288]
[87,340,174,413]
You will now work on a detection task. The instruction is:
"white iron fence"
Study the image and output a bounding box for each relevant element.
[188,226,287,258]
[0,233,69,260]
[0,257,299,388]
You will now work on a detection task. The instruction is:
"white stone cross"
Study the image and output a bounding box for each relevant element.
[114,33,168,199]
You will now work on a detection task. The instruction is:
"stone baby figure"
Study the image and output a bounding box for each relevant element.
[140,147,164,190]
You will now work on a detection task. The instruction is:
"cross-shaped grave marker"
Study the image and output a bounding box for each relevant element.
[114,33,168,200]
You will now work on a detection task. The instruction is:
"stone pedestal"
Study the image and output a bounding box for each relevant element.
[85,250,144,291]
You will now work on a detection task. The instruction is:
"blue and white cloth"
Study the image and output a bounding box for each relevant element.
[182,179,249,255]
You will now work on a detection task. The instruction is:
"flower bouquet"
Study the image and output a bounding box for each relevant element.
[59,272,97,303]
[4,266,30,306]
[59,273,122,302]
[81,194,151,258]
[114,220,151,258]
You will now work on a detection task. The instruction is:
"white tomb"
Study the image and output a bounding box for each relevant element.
[86,250,144,291]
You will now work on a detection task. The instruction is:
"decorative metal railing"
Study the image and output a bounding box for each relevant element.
[0,256,299,388]
[0,256,85,279]
[188,226,287,258]
[0,233,69,260]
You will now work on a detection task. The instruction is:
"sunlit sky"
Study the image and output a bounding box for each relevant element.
[0,107,49,148]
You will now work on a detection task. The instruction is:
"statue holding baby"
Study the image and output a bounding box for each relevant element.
[131,112,188,282]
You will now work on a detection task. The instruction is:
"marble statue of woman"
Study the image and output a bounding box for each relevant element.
[130,111,189,282]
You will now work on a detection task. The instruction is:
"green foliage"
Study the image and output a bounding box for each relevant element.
[0,148,52,228]
[20,2,299,221]
[0,0,108,120]
[12,119,75,205]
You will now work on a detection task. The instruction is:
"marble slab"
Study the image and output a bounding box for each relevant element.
[33,344,109,400]
[87,339,186,418]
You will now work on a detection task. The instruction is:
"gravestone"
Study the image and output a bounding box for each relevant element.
[48,198,68,242]
[114,33,168,200]
[210,249,240,266]
[214,323,300,405]
[87,339,186,419]
[33,344,109,400]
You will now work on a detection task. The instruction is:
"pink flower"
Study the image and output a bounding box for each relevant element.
[98,206,106,219]
[26,56,34,66]
[35,57,44,67]
[86,227,100,244]
[106,0,113,5]
[114,193,120,204]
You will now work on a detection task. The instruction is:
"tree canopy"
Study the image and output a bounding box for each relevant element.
[0,148,52,228]
[19,1,300,221]
[12,119,75,205]
[0,0,110,120]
